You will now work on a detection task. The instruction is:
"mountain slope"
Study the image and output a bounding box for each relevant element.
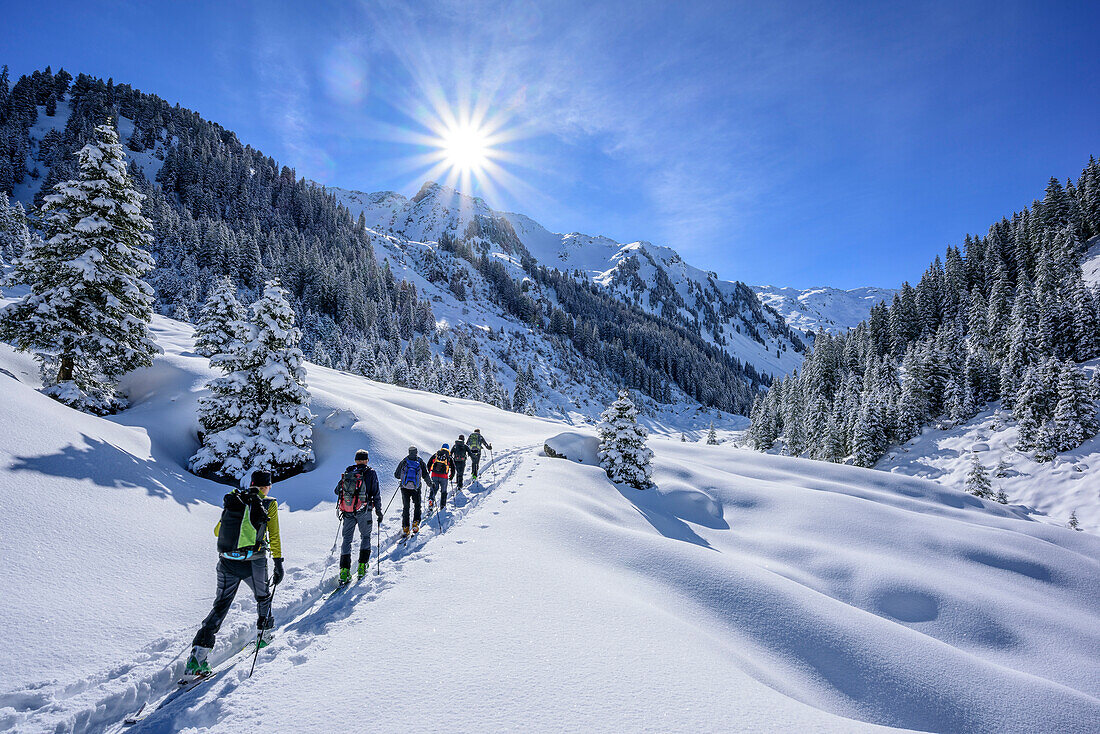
[330,182,806,379]
[753,284,897,337]
[2,311,1098,733]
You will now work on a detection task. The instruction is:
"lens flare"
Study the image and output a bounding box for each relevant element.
[440,123,490,174]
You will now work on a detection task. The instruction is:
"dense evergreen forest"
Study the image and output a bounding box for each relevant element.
[747,160,1100,464]
[0,66,769,415]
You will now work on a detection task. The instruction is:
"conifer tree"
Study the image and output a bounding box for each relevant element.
[1053,361,1099,451]
[193,277,247,358]
[191,281,313,483]
[597,389,655,490]
[0,121,159,414]
[0,191,33,265]
[706,422,719,445]
[1068,510,1081,531]
[965,455,993,498]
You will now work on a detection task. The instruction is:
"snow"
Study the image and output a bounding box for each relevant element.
[877,397,1100,531]
[2,305,1099,732]
[753,284,897,337]
[1084,234,1100,288]
[543,430,600,464]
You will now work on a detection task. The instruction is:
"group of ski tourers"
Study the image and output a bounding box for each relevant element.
[183,430,492,679]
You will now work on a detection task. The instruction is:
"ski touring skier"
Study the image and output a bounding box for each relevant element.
[185,470,283,680]
[427,443,455,512]
[394,447,430,538]
[334,449,383,585]
[467,428,492,481]
[450,434,469,491]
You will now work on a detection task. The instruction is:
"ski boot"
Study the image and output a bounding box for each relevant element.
[357,562,367,579]
[183,647,213,679]
[402,525,410,538]
[428,498,435,513]
[412,521,420,534]
[339,567,351,586]
[257,629,275,650]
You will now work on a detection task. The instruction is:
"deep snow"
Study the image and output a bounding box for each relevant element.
[1,312,1098,733]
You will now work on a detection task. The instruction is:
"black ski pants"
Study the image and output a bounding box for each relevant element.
[193,557,272,650]
[401,486,422,528]
[430,476,449,509]
[453,458,466,490]
[470,450,483,478]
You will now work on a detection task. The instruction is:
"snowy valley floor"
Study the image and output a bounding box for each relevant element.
[1,316,1099,733]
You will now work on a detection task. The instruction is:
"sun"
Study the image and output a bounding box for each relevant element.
[440,123,491,174]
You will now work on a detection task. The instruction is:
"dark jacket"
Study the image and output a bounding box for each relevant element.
[334,464,381,515]
[394,456,430,488]
[451,439,469,461]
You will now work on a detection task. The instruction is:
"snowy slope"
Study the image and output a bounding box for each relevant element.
[2,314,1099,733]
[753,284,896,337]
[1084,234,1100,288]
[876,394,1100,532]
[330,182,805,378]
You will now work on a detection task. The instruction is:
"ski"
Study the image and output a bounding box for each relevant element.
[121,639,258,726]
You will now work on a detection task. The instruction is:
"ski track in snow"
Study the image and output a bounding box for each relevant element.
[2,448,529,734]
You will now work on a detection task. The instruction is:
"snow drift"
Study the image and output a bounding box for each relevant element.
[1,314,1098,733]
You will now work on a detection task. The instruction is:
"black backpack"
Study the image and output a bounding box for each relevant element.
[217,489,269,558]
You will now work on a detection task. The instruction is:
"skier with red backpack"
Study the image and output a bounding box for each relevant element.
[393,447,431,538]
[427,444,455,512]
[334,449,383,585]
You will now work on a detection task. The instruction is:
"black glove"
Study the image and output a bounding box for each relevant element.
[272,557,285,587]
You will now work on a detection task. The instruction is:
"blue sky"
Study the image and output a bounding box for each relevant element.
[4,0,1098,288]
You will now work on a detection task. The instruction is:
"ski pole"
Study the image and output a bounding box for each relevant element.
[375,515,382,575]
[383,483,400,516]
[318,514,342,590]
[250,585,276,678]
[490,448,498,481]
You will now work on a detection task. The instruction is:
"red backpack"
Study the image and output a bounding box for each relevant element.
[336,467,368,513]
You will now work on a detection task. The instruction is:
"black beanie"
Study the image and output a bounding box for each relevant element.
[250,470,272,487]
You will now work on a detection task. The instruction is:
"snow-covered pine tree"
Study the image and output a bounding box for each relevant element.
[246,281,313,478]
[193,277,247,358]
[1053,360,1099,451]
[852,400,885,467]
[993,458,1011,478]
[0,191,34,266]
[191,281,313,483]
[1068,510,1081,531]
[0,121,159,414]
[597,389,655,490]
[995,488,1009,504]
[965,455,993,498]
[706,422,719,445]
[512,366,532,414]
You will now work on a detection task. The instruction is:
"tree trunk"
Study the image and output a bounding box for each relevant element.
[57,355,74,383]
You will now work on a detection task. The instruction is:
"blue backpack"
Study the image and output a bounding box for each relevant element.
[400,459,422,490]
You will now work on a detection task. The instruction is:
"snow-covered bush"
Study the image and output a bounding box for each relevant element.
[191,280,314,484]
[597,389,655,490]
[0,122,159,414]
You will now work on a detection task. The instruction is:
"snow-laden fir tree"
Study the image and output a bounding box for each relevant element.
[995,488,1009,504]
[706,422,719,445]
[0,122,159,414]
[1053,360,1099,451]
[0,191,34,266]
[193,277,247,358]
[597,389,655,490]
[191,281,313,484]
[1068,510,1081,531]
[965,454,993,498]
[247,281,314,476]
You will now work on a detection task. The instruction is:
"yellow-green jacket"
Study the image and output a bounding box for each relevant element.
[215,495,283,559]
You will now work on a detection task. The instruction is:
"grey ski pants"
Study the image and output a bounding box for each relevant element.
[192,557,272,649]
[340,510,373,555]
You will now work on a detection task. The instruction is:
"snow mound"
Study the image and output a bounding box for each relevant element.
[543,431,600,464]
[322,408,358,430]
